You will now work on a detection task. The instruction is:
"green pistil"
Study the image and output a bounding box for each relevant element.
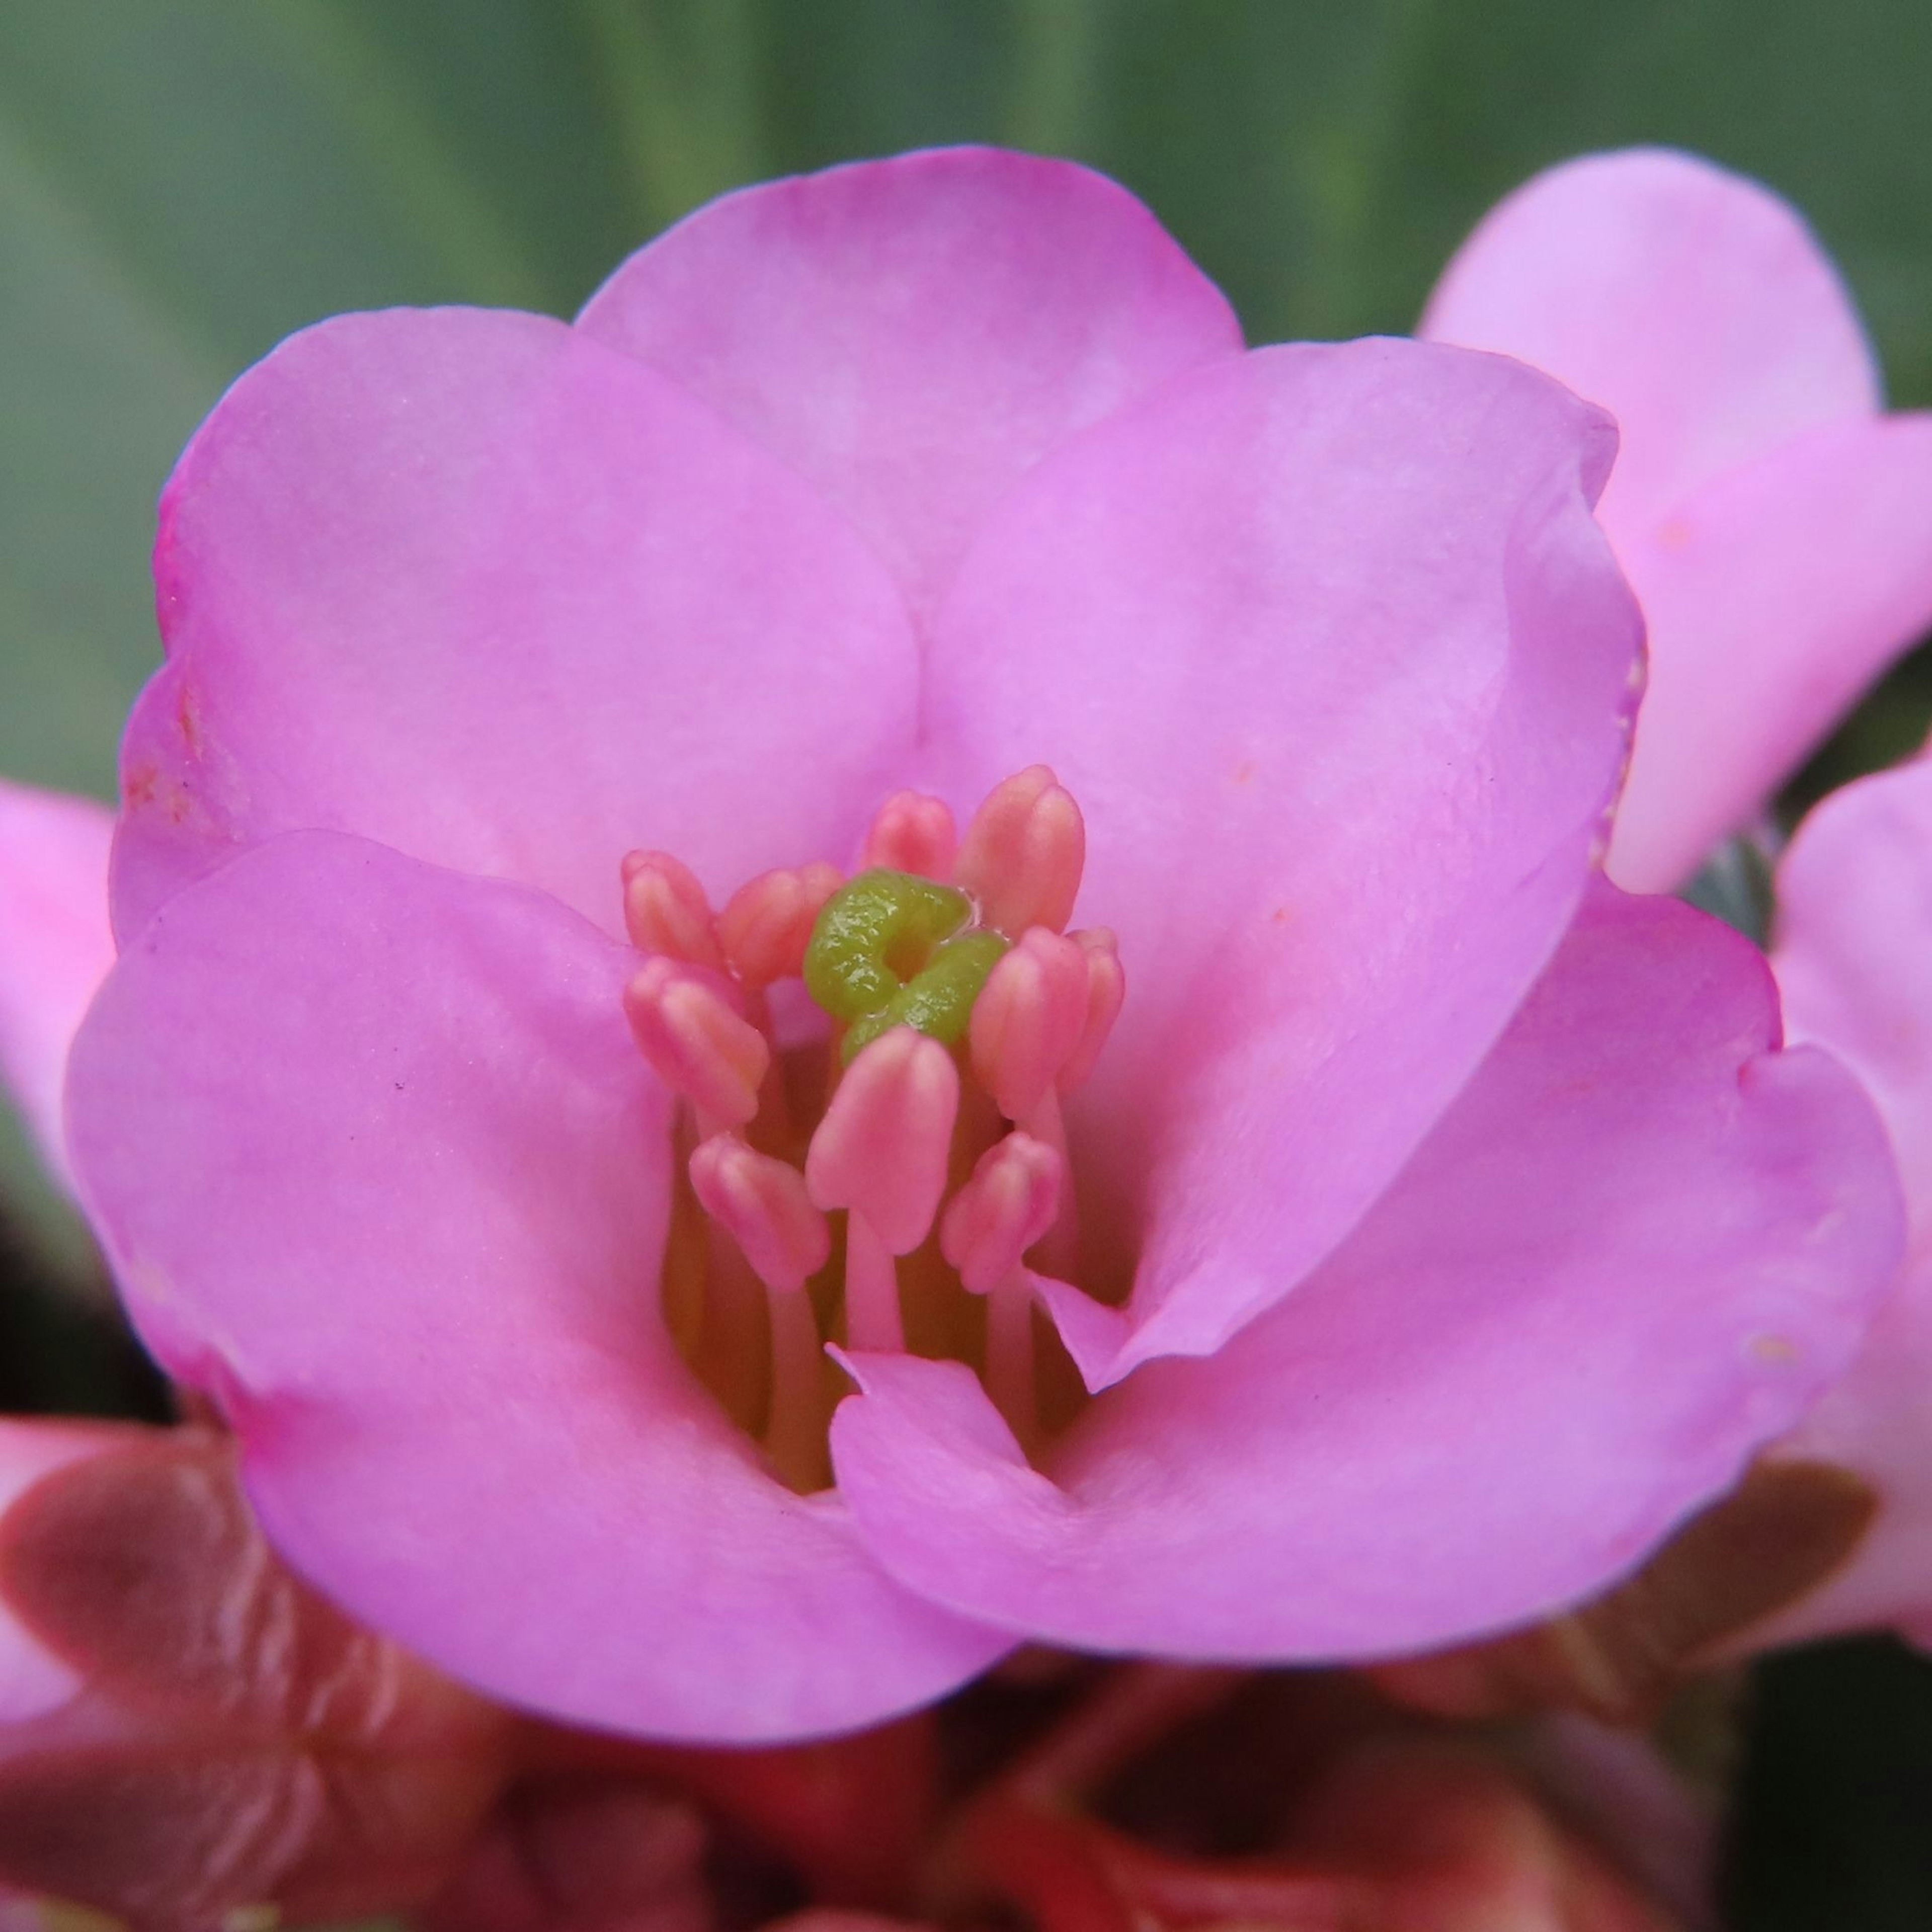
[804,868,1011,1063]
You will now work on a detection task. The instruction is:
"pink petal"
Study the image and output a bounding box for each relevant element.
[922,338,1639,1376]
[67,833,1009,1743]
[1604,415,1932,891]
[830,885,1901,1659]
[114,308,920,943]
[1420,148,1878,539]
[1420,149,1932,891]
[0,782,114,1189]
[578,148,1243,619]
[1761,760,1932,1644]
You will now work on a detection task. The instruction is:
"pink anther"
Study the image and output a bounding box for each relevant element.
[804,1027,959,1255]
[940,1133,1063,1294]
[621,850,725,972]
[689,1135,830,1294]
[970,928,1090,1122]
[718,862,843,989]
[860,789,958,878]
[954,765,1085,937]
[623,956,769,1130]
[1060,926,1126,1092]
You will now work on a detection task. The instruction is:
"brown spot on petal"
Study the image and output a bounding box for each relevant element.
[1369,1459,1878,1724]
[174,683,203,759]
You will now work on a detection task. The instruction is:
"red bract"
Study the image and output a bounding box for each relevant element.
[0,1420,509,1928]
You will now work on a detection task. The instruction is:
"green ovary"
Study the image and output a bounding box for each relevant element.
[804,868,1010,1062]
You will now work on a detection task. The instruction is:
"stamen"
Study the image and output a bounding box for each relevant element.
[969,930,1090,1123]
[804,1029,960,1255]
[803,868,1010,1063]
[860,789,958,878]
[621,850,726,972]
[623,957,770,1132]
[941,1137,1061,1450]
[619,766,1123,1485]
[954,765,1085,937]
[843,1211,907,1353]
[689,1136,830,1295]
[689,1137,832,1486]
[718,862,843,990]
[984,1271,1041,1452]
[762,1276,830,1490]
[940,1134,1063,1293]
[1062,927,1126,1092]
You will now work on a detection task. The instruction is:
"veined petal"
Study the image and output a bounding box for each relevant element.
[0,781,113,1190]
[831,886,1901,1658]
[923,338,1640,1376]
[579,147,1244,618]
[115,308,920,942]
[68,833,1008,1743]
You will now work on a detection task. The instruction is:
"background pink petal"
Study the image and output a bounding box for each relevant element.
[922,338,1639,1376]
[578,147,1244,620]
[1420,147,1878,538]
[830,886,1901,1659]
[1760,760,1932,1645]
[114,308,920,943]
[0,782,113,1191]
[1420,148,1932,892]
[68,832,1009,1743]
[1603,415,1932,890]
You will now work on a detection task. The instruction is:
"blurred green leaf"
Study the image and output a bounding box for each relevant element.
[3,0,1927,808]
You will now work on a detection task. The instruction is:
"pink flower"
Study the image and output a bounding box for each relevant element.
[1,149,1901,1744]
[1422,147,1932,894]
[1421,148,1932,1659]
[1761,758,1932,1647]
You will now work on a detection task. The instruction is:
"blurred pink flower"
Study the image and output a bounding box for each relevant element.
[1759,758,1932,1647]
[1422,149,1932,1663]
[1422,147,1932,893]
[0,149,1902,1745]
[0,781,113,1194]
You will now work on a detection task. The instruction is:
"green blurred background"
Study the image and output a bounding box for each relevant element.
[2,3,1929,1925]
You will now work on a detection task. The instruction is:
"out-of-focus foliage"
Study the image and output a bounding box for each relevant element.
[1728,1639,1932,1929]
[5,0,1930,808]
[0,6,1928,1926]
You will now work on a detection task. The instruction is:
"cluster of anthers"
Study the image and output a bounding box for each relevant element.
[619,768,1124,1492]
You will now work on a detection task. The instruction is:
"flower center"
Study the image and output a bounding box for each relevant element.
[619,767,1124,1491]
